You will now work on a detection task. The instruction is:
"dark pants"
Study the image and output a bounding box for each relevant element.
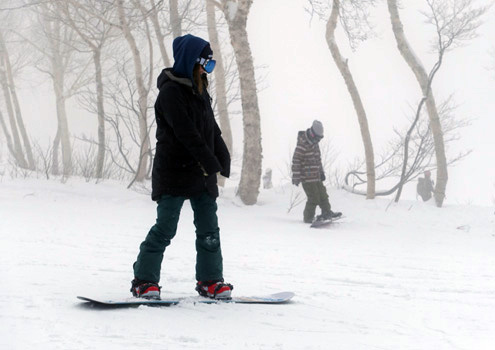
[133,192,223,283]
[302,181,331,223]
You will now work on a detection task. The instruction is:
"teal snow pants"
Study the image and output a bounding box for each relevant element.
[133,192,223,283]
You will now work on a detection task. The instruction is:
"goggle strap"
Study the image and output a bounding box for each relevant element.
[197,57,207,65]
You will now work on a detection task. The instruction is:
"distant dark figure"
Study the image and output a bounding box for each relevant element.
[417,170,434,202]
[263,168,273,189]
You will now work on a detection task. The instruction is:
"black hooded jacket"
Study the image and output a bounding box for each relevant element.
[151,35,230,200]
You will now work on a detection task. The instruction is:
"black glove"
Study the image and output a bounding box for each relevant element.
[320,171,326,182]
[292,179,300,187]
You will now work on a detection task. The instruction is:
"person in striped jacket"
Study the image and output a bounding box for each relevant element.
[291,120,342,223]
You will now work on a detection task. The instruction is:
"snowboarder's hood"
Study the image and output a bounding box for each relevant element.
[298,130,315,146]
[171,34,210,80]
[298,130,308,143]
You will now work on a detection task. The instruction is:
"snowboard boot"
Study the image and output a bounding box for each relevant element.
[316,210,342,221]
[130,278,161,300]
[196,280,233,299]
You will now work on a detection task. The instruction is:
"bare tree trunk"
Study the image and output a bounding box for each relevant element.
[0,109,16,158]
[35,8,74,176]
[0,55,27,168]
[53,75,72,176]
[221,0,262,205]
[116,0,150,182]
[50,19,72,177]
[58,1,109,179]
[149,0,171,67]
[387,0,448,207]
[169,0,182,38]
[0,31,34,169]
[52,128,60,176]
[326,0,375,199]
[206,0,233,187]
[94,49,105,178]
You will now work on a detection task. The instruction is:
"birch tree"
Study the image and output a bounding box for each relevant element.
[345,96,471,197]
[0,109,17,161]
[23,3,90,176]
[57,1,116,179]
[169,0,182,38]
[0,28,34,169]
[146,0,172,67]
[115,0,153,183]
[206,0,233,186]
[67,0,155,182]
[387,0,487,207]
[313,0,376,199]
[143,0,203,67]
[0,44,27,169]
[215,0,262,205]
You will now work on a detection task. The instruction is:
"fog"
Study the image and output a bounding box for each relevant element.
[2,0,494,205]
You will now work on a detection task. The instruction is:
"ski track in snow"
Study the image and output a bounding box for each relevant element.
[1,178,495,349]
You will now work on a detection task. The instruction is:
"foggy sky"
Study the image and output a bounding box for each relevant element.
[7,0,495,205]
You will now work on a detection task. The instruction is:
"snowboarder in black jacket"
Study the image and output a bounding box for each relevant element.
[131,34,233,300]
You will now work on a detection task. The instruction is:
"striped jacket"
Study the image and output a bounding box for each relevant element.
[291,130,323,183]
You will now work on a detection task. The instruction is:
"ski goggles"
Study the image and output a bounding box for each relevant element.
[197,56,216,73]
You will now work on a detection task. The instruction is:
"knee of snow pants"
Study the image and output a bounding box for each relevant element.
[190,192,223,282]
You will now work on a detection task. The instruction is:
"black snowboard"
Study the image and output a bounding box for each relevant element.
[77,292,295,308]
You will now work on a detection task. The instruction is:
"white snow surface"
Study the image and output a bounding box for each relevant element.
[2,178,495,349]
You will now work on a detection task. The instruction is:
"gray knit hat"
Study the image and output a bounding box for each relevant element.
[311,120,324,138]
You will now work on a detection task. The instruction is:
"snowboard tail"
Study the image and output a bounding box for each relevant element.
[77,292,295,308]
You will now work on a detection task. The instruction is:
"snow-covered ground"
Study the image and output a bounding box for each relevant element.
[2,177,495,349]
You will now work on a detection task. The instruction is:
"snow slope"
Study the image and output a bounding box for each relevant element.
[1,178,495,349]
